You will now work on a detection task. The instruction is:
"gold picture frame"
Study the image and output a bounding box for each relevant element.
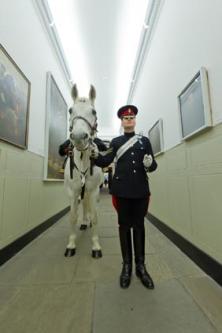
[0,44,31,149]
[44,72,68,181]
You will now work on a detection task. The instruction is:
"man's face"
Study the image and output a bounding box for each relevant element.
[121,115,136,130]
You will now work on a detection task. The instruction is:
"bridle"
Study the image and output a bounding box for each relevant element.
[68,111,97,183]
[69,115,97,137]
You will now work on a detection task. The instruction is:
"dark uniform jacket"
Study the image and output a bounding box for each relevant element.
[95,132,157,198]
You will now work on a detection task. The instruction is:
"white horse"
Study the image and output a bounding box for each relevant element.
[64,84,104,258]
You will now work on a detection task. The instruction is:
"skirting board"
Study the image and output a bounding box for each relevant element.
[147,213,222,287]
[0,206,70,266]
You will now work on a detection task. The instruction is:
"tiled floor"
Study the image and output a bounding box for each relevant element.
[0,191,221,333]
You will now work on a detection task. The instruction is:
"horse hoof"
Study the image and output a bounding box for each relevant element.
[80,224,87,230]
[64,248,76,257]
[92,249,102,258]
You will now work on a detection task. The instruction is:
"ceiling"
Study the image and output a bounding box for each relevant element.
[40,0,159,137]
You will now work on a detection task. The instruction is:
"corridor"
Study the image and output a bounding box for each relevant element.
[0,191,221,333]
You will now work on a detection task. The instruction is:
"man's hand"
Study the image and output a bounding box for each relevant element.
[143,154,153,169]
[90,143,99,159]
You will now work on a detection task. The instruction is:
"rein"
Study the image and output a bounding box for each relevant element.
[68,142,94,200]
[68,111,97,199]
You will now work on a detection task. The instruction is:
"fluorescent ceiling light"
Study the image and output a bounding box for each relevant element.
[143,23,150,29]
[112,0,150,132]
[47,0,90,94]
[46,0,151,134]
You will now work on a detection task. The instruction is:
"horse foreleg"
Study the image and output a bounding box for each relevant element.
[88,191,102,258]
[65,198,78,257]
[80,196,90,230]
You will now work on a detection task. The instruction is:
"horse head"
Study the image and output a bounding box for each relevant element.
[69,84,97,151]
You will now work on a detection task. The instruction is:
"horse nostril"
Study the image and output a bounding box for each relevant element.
[83,133,88,140]
[70,133,74,140]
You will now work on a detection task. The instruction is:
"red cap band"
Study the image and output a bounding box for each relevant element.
[121,109,135,117]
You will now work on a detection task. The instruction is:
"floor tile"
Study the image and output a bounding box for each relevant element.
[0,254,78,285]
[179,276,222,333]
[0,282,94,333]
[93,279,217,333]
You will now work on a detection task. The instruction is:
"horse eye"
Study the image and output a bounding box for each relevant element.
[92,109,97,116]
[68,107,73,114]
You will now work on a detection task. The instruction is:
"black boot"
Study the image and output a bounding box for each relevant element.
[120,263,132,288]
[133,227,154,289]
[119,226,132,288]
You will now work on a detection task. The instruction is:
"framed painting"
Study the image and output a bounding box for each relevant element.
[148,118,164,156]
[178,67,212,140]
[44,72,68,180]
[0,44,30,149]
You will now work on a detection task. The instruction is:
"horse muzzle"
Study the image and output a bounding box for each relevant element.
[70,132,90,151]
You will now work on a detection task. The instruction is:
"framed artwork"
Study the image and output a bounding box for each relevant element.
[44,72,68,181]
[0,44,31,149]
[148,118,164,156]
[178,67,212,140]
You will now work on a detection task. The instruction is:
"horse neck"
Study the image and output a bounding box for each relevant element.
[73,147,90,172]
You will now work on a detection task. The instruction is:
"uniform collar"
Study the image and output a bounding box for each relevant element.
[124,131,135,138]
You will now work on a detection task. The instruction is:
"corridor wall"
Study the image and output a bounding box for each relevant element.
[0,0,71,250]
[133,0,222,264]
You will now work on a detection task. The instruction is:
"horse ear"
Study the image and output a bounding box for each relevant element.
[71,84,78,101]
[89,85,96,105]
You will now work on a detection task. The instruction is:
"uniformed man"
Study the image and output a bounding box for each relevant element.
[90,105,158,289]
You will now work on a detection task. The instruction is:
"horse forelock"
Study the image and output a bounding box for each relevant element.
[78,97,88,103]
[73,97,94,112]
